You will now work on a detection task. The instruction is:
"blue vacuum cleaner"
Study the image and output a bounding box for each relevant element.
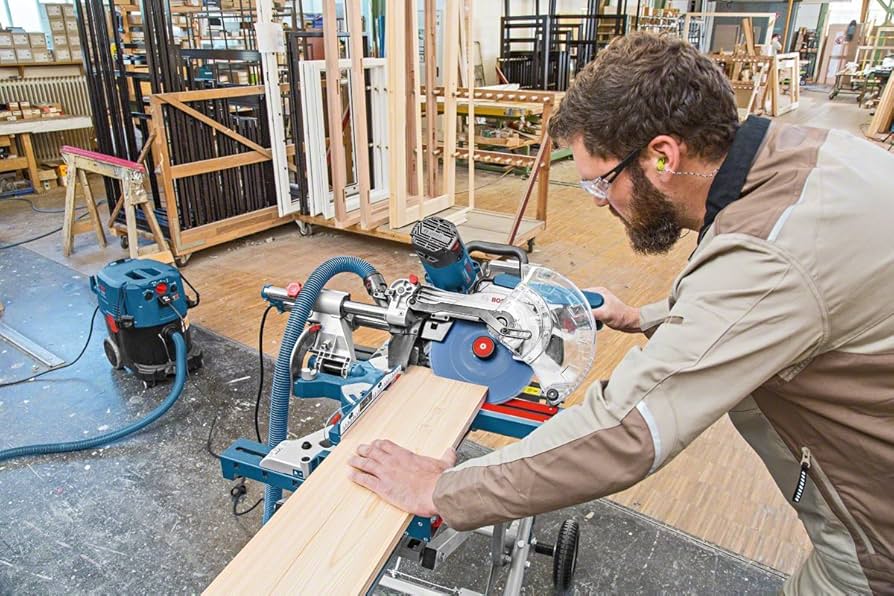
[0,258,201,463]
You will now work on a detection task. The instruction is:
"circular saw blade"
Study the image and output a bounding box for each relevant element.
[429,320,534,404]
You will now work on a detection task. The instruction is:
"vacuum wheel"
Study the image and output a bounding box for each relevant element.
[103,337,124,370]
[553,518,580,595]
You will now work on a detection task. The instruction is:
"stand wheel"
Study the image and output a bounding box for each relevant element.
[526,238,535,253]
[119,235,129,249]
[296,221,313,236]
[829,90,838,100]
[103,337,123,370]
[553,519,580,595]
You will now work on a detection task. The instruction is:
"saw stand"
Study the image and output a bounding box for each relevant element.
[60,145,172,263]
[374,516,580,595]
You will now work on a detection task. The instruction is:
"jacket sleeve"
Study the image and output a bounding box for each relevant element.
[432,235,827,531]
[639,299,671,337]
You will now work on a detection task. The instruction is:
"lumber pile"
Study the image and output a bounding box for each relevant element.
[294,0,557,247]
[709,19,800,118]
[867,75,894,138]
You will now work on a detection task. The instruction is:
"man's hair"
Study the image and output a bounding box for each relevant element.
[548,32,738,162]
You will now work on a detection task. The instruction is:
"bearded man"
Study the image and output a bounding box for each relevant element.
[349,32,894,594]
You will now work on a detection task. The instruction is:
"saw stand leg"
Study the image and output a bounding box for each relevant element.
[375,516,548,596]
[62,157,108,257]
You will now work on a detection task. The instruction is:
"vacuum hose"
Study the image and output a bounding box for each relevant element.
[0,331,188,463]
[263,256,378,522]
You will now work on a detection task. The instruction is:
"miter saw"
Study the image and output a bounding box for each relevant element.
[219,216,603,595]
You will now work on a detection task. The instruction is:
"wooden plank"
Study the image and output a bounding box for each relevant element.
[154,85,265,103]
[109,132,155,227]
[0,156,29,173]
[346,0,374,230]
[442,0,460,210]
[323,0,350,225]
[20,133,42,195]
[450,148,535,167]
[204,367,486,594]
[425,86,558,103]
[387,0,410,227]
[78,168,107,249]
[159,96,271,157]
[404,0,423,199]
[177,206,293,254]
[149,98,183,251]
[508,129,552,244]
[868,75,894,137]
[742,18,756,56]
[536,102,554,223]
[170,152,270,179]
[464,0,475,211]
[424,0,437,197]
[61,164,77,256]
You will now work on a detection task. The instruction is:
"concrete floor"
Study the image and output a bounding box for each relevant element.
[0,242,785,593]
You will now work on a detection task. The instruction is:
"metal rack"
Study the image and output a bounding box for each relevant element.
[498,0,627,91]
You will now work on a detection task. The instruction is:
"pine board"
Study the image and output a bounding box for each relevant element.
[204,366,487,595]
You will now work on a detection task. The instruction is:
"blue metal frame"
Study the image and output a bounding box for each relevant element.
[219,406,547,543]
[220,438,436,541]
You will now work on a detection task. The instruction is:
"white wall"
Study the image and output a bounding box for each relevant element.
[472,2,509,85]
[794,3,822,31]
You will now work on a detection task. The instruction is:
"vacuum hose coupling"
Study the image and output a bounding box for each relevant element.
[364,272,389,306]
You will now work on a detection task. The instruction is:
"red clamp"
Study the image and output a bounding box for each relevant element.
[408,274,419,285]
[286,282,303,298]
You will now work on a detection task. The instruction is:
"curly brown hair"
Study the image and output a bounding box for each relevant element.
[548,32,738,162]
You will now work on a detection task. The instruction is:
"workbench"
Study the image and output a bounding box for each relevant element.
[0,115,93,194]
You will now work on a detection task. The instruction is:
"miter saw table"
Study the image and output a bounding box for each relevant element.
[219,216,603,595]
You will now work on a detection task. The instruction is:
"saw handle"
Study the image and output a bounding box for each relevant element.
[491,273,605,330]
[465,241,529,267]
[583,291,605,330]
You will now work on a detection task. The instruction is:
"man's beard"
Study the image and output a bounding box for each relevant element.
[623,161,683,255]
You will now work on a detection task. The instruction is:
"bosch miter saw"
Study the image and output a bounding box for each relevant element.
[220,216,602,595]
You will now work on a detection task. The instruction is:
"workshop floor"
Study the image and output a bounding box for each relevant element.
[0,246,784,593]
[0,90,879,585]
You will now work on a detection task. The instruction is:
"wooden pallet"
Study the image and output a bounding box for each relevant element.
[296,207,545,249]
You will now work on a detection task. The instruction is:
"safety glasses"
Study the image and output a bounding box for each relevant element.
[579,147,642,200]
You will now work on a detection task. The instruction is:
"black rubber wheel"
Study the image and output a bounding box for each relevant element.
[119,235,129,249]
[553,519,580,595]
[103,337,123,370]
[526,238,535,253]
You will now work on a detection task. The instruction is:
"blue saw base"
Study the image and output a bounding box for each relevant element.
[429,320,533,404]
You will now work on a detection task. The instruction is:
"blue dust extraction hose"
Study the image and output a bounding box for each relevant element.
[263,256,378,523]
[0,331,188,463]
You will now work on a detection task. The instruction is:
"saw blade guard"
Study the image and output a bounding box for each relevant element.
[495,265,597,402]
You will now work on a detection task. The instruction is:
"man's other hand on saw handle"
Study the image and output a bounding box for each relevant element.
[586,287,641,333]
[349,440,456,517]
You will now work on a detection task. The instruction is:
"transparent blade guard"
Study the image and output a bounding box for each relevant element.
[495,265,596,403]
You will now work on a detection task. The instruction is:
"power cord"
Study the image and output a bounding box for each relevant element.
[0,200,108,250]
[204,304,274,461]
[205,412,222,459]
[254,305,275,443]
[230,478,263,516]
[0,305,100,388]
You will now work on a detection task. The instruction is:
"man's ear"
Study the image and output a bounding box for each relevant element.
[646,135,683,175]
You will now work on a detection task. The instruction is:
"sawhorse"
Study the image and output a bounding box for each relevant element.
[60,145,172,263]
